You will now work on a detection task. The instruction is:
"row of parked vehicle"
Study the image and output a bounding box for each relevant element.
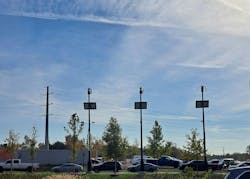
[178,158,250,172]
[4,156,250,178]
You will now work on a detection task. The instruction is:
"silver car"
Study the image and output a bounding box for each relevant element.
[51,163,83,173]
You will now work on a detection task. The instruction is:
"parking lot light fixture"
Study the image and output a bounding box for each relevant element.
[134,87,147,172]
[84,88,96,173]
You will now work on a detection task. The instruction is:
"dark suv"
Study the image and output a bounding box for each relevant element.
[179,160,207,171]
[158,156,182,168]
[92,161,122,172]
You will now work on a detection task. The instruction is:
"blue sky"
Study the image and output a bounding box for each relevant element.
[1,0,250,155]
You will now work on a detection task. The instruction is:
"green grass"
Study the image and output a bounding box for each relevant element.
[83,173,226,179]
[0,173,51,179]
[0,172,226,179]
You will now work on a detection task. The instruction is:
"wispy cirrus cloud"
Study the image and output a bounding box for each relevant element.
[1,0,250,36]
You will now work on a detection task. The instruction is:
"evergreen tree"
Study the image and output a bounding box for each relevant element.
[147,120,164,158]
[102,117,125,160]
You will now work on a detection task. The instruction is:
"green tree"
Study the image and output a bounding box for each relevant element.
[20,135,30,150]
[4,130,19,171]
[163,141,184,159]
[51,141,67,150]
[102,117,124,160]
[183,128,203,160]
[37,143,45,150]
[23,127,38,171]
[64,113,84,161]
[126,139,140,159]
[4,130,19,158]
[163,141,175,156]
[120,137,129,159]
[91,138,104,158]
[147,120,164,158]
[29,127,38,162]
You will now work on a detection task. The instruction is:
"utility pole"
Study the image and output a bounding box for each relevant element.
[45,86,49,150]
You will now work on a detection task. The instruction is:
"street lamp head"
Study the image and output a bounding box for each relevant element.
[139,87,143,94]
[88,88,92,95]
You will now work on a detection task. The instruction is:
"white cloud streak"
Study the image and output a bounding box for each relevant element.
[1,0,250,36]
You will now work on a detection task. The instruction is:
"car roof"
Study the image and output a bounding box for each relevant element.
[228,166,250,172]
[236,170,250,179]
[224,158,234,160]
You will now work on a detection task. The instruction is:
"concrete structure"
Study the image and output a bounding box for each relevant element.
[15,150,88,165]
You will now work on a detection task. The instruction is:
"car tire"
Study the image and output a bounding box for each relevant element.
[27,166,33,172]
[149,169,154,172]
[94,168,99,173]
[0,167,3,173]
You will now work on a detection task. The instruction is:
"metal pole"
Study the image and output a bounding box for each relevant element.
[45,86,49,150]
[201,86,208,171]
[87,89,92,172]
[140,87,144,171]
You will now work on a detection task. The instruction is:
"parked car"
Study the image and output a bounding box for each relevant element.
[179,160,207,171]
[208,159,224,170]
[223,158,235,168]
[127,163,158,172]
[92,161,122,173]
[131,155,154,165]
[224,166,250,179]
[144,158,158,165]
[91,159,101,164]
[229,161,250,169]
[158,155,182,168]
[0,159,39,172]
[51,163,83,173]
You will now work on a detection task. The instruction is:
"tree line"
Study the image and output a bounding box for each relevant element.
[2,113,250,162]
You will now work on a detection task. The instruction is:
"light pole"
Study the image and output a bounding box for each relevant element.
[201,86,208,171]
[196,86,209,171]
[135,87,147,172]
[84,88,96,173]
[87,88,91,172]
